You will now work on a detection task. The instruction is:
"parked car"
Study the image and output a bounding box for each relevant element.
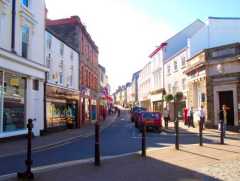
[130,106,146,122]
[136,112,162,132]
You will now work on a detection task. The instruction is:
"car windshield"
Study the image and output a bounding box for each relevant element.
[142,112,159,120]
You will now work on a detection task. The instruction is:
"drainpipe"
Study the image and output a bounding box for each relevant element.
[11,0,16,53]
[43,72,47,133]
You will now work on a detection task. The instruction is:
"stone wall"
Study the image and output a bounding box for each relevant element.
[206,77,214,127]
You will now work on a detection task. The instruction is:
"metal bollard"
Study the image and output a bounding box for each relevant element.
[199,121,203,146]
[141,123,146,157]
[18,119,34,180]
[175,119,179,150]
[220,120,224,144]
[95,122,101,166]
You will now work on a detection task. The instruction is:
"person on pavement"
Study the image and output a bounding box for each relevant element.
[199,105,206,129]
[188,107,195,128]
[183,107,188,126]
[163,107,170,129]
[219,104,228,136]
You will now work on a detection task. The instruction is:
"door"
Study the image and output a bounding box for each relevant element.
[219,91,234,126]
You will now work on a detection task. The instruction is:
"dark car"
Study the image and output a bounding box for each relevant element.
[130,107,146,122]
[136,112,162,132]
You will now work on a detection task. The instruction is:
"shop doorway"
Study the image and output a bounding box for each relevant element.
[219,91,234,126]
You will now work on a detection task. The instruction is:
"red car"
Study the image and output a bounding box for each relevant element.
[130,107,146,123]
[136,112,162,132]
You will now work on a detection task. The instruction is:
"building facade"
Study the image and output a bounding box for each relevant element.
[44,30,80,131]
[0,0,47,137]
[131,71,140,106]
[185,43,240,128]
[126,82,132,107]
[139,62,152,111]
[46,16,99,126]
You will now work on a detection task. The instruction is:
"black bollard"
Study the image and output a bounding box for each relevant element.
[141,123,146,157]
[175,119,179,150]
[220,120,224,144]
[18,119,34,180]
[95,122,101,166]
[199,121,203,146]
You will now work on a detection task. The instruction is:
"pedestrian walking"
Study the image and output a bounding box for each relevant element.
[199,106,205,129]
[163,107,170,129]
[219,104,228,136]
[183,107,188,126]
[188,107,195,128]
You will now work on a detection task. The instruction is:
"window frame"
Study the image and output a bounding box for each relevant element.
[21,25,30,59]
[173,61,178,72]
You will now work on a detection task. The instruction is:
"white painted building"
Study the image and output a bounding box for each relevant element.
[0,0,47,137]
[45,30,80,130]
[148,20,205,113]
[45,31,79,90]
[139,62,152,111]
[164,48,188,96]
[188,17,240,58]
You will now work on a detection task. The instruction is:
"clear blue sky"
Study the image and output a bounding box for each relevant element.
[130,0,240,32]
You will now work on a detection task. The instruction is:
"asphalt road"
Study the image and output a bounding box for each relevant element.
[0,111,218,176]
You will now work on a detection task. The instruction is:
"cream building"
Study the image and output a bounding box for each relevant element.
[0,0,47,137]
[185,43,240,128]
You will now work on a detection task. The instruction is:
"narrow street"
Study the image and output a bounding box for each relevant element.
[0,110,221,176]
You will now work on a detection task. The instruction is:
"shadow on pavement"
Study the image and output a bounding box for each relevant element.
[204,145,240,154]
[6,154,220,181]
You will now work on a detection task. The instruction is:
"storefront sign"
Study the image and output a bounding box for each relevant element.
[10,78,19,86]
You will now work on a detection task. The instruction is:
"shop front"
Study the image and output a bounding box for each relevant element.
[0,70,27,137]
[45,84,79,131]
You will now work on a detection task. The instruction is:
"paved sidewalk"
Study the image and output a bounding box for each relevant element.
[4,138,240,181]
[164,121,240,137]
[0,114,118,157]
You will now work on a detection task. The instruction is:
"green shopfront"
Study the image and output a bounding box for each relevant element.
[0,71,26,134]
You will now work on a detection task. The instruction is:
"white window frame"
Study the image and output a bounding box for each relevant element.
[21,25,30,59]
[174,61,178,72]
[167,65,171,75]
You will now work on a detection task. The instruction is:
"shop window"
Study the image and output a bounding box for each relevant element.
[1,72,26,132]
[21,26,29,58]
[32,79,39,91]
[46,102,77,128]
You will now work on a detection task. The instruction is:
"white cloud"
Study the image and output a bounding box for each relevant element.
[46,0,175,92]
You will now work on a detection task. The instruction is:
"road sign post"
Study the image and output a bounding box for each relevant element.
[95,121,101,166]
[142,123,146,157]
[199,121,203,146]
[220,120,224,145]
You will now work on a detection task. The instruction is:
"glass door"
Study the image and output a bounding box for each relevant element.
[0,71,3,133]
